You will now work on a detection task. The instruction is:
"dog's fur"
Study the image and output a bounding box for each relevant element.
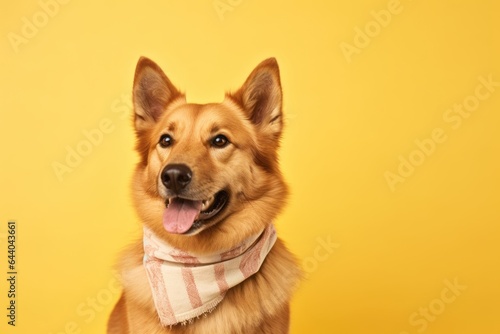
[107,57,301,333]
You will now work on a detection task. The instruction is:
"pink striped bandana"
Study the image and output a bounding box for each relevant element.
[143,224,277,326]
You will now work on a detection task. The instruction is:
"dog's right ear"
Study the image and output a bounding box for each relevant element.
[133,57,183,132]
[228,58,283,141]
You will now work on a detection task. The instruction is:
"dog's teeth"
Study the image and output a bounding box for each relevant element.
[201,196,214,211]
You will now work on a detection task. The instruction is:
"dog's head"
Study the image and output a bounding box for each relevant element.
[131,57,288,253]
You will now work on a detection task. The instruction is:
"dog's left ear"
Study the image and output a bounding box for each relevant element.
[229,58,283,139]
[133,57,183,133]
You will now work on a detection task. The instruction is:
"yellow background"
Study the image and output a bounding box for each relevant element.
[1,0,499,333]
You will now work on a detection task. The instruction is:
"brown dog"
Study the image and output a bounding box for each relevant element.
[107,57,301,333]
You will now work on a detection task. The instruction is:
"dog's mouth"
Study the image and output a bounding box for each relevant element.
[162,190,229,235]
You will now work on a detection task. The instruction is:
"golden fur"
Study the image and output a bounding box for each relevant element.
[108,57,301,333]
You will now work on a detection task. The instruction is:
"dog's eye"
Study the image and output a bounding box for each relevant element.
[211,134,230,148]
[159,134,173,148]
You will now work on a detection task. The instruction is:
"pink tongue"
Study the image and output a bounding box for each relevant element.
[163,198,202,234]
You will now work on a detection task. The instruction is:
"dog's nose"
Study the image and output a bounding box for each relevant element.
[161,164,192,193]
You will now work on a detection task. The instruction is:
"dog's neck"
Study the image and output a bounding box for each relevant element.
[142,224,277,326]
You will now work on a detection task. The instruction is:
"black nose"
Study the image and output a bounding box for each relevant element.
[161,164,192,194]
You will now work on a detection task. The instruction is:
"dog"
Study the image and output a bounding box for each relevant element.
[107,57,302,333]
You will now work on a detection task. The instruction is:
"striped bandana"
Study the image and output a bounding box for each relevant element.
[143,224,277,326]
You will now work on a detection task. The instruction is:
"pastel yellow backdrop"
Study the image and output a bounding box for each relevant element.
[1,0,499,333]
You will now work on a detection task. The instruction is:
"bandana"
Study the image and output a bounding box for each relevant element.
[143,224,277,326]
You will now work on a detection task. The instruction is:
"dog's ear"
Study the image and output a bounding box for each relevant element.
[229,58,283,139]
[133,57,183,132]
